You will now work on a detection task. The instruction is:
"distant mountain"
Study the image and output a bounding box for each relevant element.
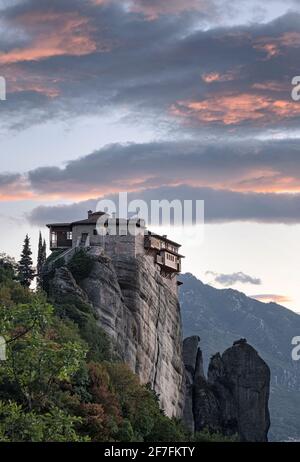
[179,273,300,442]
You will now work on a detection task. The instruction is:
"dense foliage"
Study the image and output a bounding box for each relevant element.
[67,250,94,283]
[0,252,235,442]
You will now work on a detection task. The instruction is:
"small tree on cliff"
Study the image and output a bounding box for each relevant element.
[18,234,35,288]
[36,232,47,289]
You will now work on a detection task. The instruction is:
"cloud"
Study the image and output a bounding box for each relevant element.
[2,136,300,223]
[128,0,213,20]
[25,139,300,197]
[0,11,101,64]
[171,93,300,126]
[0,173,31,200]
[27,184,300,226]
[0,1,299,134]
[28,198,97,225]
[251,294,292,304]
[206,271,262,287]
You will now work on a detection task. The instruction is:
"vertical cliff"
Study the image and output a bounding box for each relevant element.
[48,247,185,418]
[183,337,271,441]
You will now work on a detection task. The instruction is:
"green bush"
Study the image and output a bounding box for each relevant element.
[67,250,94,283]
[0,401,89,442]
[192,428,238,442]
[0,253,18,284]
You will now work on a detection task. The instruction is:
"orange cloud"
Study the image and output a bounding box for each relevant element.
[232,172,300,194]
[171,93,300,126]
[0,177,33,202]
[251,294,292,304]
[0,11,103,64]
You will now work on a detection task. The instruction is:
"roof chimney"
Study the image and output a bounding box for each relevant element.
[88,210,93,218]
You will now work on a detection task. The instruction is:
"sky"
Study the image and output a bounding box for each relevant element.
[0,0,300,311]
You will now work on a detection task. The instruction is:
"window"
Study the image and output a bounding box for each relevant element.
[51,232,57,248]
[93,229,98,236]
[67,232,72,240]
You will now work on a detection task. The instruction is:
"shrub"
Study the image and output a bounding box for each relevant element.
[192,428,238,442]
[0,401,89,442]
[67,250,94,283]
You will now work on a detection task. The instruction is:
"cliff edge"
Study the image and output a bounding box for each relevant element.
[47,247,185,418]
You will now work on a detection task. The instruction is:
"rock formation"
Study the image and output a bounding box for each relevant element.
[183,336,271,442]
[180,273,300,441]
[48,247,185,418]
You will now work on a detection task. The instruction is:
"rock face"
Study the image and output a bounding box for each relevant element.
[180,273,300,441]
[48,248,185,419]
[183,337,271,442]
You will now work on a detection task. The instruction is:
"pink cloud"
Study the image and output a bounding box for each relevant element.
[0,11,106,64]
[171,92,300,126]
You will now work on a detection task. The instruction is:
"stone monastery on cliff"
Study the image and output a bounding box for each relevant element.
[47,210,184,285]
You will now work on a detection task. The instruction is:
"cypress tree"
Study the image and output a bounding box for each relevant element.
[42,239,47,262]
[37,233,47,289]
[18,234,35,288]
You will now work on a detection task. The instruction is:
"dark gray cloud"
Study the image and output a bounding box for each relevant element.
[0,172,27,199]
[28,198,97,225]
[0,0,299,134]
[27,184,300,226]
[26,138,300,195]
[0,173,21,187]
[206,271,262,286]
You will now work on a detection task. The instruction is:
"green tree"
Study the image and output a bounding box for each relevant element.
[106,363,164,441]
[37,232,47,290]
[0,295,87,411]
[0,253,17,284]
[18,235,35,288]
[0,401,89,442]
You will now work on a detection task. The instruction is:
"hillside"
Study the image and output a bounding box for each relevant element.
[179,273,300,441]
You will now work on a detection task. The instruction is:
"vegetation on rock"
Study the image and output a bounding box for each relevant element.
[0,251,235,442]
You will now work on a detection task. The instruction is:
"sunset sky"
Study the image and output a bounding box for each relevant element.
[1,0,300,311]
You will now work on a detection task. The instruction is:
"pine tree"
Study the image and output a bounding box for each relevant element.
[37,233,47,290]
[18,234,35,288]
